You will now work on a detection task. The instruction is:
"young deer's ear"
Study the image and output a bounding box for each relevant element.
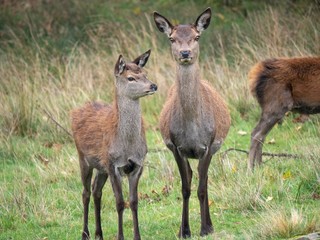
[153,12,173,37]
[133,49,151,68]
[195,7,211,33]
[115,55,126,76]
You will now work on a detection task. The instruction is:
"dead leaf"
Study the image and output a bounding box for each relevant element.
[216,13,225,20]
[237,130,247,136]
[151,189,159,195]
[282,170,292,180]
[266,196,273,202]
[267,138,276,144]
[232,165,237,173]
[52,143,62,152]
[312,193,320,200]
[124,201,130,209]
[138,192,150,200]
[36,154,49,166]
[132,7,141,15]
[161,185,171,196]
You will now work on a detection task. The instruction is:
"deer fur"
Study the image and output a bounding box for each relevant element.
[248,56,320,170]
[154,8,230,238]
[71,50,157,240]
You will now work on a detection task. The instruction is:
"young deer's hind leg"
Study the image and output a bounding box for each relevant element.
[79,154,94,240]
[249,86,293,170]
[92,171,108,240]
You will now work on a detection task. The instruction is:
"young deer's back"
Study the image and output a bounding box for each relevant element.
[71,101,147,168]
[71,102,117,162]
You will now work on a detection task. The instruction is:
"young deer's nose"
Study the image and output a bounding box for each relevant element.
[180,50,191,59]
[150,84,158,92]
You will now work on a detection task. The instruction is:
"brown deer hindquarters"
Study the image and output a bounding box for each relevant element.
[154,8,230,238]
[248,57,320,170]
[71,50,157,240]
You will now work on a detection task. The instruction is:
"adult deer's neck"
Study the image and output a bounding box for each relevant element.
[116,95,142,141]
[176,63,201,119]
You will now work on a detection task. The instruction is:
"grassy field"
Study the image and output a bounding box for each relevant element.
[1,0,320,239]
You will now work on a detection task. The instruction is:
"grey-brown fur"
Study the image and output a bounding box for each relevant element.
[71,50,157,240]
[154,8,230,238]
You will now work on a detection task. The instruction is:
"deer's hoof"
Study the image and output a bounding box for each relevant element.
[200,225,214,236]
[178,227,191,238]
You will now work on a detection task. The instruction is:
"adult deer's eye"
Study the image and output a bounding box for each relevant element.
[169,37,175,43]
[195,36,200,41]
[127,77,135,82]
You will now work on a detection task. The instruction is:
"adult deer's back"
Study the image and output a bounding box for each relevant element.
[248,57,320,170]
[154,8,230,238]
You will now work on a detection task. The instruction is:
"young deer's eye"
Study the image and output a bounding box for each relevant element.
[195,36,200,41]
[127,77,135,82]
[169,37,175,43]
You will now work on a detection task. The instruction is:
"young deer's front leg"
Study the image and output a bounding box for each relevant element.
[128,166,143,240]
[92,171,108,239]
[109,167,125,240]
[79,154,93,240]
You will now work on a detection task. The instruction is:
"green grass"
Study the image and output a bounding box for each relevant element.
[1,117,319,239]
[1,0,320,239]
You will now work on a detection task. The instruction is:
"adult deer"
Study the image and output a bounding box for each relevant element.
[154,8,230,238]
[71,50,157,240]
[248,57,320,170]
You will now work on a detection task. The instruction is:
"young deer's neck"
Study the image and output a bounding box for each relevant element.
[176,63,201,119]
[116,95,142,141]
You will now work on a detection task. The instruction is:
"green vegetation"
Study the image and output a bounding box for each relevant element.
[0,0,319,239]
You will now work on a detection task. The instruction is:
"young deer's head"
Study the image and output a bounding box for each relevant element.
[114,50,157,100]
[154,8,211,65]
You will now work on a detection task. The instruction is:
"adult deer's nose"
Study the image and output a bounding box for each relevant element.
[180,50,191,58]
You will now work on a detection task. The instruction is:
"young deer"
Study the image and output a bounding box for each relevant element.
[71,50,157,240]
[154,8,230,238]
[248,57,320,170]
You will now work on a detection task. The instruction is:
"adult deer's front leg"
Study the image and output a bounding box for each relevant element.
[109,168,125,240]
[173,147,193,238]
[129,166,143,240]
[198,152,213,236]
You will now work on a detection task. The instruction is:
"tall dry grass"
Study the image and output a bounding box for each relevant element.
[0,6,319,139]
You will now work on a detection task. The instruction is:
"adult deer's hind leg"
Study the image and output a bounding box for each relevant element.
[249,86,293,170]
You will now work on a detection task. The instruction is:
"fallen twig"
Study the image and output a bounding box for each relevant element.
[220,147,301,160]
[42,108,73,137]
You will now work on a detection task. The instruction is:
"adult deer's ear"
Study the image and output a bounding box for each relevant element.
[154,12,173,37]
[115,55,126,76]
[195,7,211,33]
[132,49,151,68]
